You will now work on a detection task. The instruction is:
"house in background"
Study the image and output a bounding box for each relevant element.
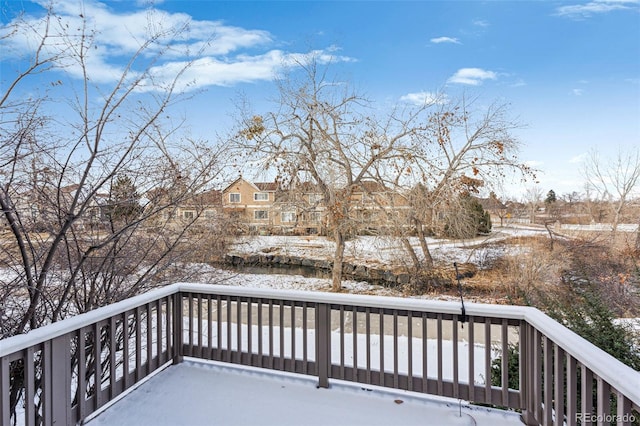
[177,188,223,230]
[477,194,509,226]
[222,177,279,234]
[348,181,410,234]
[1,183,112,233]
[145,186,223,232]
[272,181,327,235]
[219,177,410,236]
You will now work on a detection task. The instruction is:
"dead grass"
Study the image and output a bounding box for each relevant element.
[446,233,640,316]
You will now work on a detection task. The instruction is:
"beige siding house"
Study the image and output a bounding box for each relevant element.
[222,178,279,233]
[218,177,412,236]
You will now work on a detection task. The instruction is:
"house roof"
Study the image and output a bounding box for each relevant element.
[60,184,81,194]
[255,182,278,192]
[222,177,278,193]
[477,197,507,210]
[186,189,222,206]
[356,181,387,193]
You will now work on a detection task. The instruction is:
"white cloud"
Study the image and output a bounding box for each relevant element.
[572,88,585,96]
[472,19,490,27]
[399,91,448,106]
[430,36,461,44]
[135,0,165,6]
[555,0,639,18]
[137,52,286,92]
[135,48,356,93]
[447,68,498,85]
[569,153,588,163]
[2,0,353,92]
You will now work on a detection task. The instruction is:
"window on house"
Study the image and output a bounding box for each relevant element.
[308,193,323,204]
[183,211,195,220]
[254,192,269,201]
[309,211,321,223]
[281,211,296,223]
[254,210,268,220]
[204,210,216,219]
[229,193,240,203]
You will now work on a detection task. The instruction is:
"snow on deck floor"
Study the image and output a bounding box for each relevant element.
[88,359,522,426]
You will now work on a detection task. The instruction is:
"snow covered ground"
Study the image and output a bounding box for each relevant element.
[227,225,548,269]
[88,360,521,426]
[560,223,638,232]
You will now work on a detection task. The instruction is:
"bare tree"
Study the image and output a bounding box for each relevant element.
[582,183,608,223]
[233,57,433,290]
[582,147,640,235]
[488,191,509,227]
[636,211,640,253]
[395,98,534,270]
[561,191,581,207]
[1,8,232,423]
[0,7,226,340]
[524,186,544,224]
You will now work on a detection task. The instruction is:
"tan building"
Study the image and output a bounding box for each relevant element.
[176,189,223,230]
[147,187,223,232]
[222,177,279,234]
[219,177,409,236]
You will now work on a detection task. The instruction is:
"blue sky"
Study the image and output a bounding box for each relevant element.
[1,0,639,199]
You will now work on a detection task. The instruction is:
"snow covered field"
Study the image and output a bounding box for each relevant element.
[227,225,548,269]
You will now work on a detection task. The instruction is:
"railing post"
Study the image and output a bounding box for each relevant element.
[173,292,184,365]
[0,355,9,426]
[520,323,537,426]
[50,334,72,425]
[316,303,331,388]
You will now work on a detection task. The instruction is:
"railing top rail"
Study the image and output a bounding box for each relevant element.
[175,282,529,318]
[1,282,639,406]
[522,307,640,406]
[0,284,179,357]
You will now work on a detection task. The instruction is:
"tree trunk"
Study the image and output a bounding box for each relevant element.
[544,220,555,251]
[401,237,421,270]
[635,215,640,253]
[414,218,434,268]
[332,229,345,291]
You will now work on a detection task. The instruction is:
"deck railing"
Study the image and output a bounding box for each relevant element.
[1,283,639,426]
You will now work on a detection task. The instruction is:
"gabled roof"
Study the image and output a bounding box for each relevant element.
[355,181,387,193]
[477,197,507,210]
[187,189,222,206]
[222,177,259,193]
[60,184,81,194]
[255,182,278,192]
[222,177,278,193]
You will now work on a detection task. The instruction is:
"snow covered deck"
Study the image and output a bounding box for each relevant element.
[87,359,521,426]
[2,283,639,426]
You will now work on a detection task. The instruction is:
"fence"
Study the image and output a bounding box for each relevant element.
[1,283,639,425]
